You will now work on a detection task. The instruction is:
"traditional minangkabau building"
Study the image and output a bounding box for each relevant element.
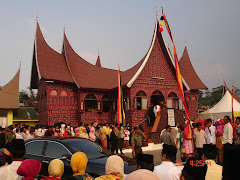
[30,17,207,128]
[0,68,20,127]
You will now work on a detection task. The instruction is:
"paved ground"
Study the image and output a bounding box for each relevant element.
[124,149,181,166]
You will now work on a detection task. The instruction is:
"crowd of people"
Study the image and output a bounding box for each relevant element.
[157,115,240,180]
[0,115,239,179]
[0,138,238,180]
[0,121,133,155]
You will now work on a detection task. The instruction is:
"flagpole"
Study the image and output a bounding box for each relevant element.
[161,9,195,158]
[232,83,235,124]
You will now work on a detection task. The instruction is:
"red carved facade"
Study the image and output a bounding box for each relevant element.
[31,19,207,128]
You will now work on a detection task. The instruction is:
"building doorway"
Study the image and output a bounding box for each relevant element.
[150,90,164,106]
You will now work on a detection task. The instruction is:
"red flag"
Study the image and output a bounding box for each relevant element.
[161,10,191,121]
[183,120,192,140]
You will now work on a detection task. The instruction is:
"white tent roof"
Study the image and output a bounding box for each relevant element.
[202,90,240,114]
[197,90,240,121]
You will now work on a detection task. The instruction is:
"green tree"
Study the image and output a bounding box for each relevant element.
[199,85,224,106]
[19,87,38,103]
[19,90,30,103]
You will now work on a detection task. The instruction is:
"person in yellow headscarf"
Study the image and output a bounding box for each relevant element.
[78,127,89,139]
[0,147,12,168]
[95,155,124,180]
[71,152,94,180]
[41,159,64,180]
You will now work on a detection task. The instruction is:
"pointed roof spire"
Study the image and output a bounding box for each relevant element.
[156,6,159,20]
[95,49,101,67]
[179,45,207,90]
[36,12,38,23]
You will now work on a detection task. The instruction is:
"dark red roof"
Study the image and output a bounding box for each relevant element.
[179,46,207,90]
[31,21,206,91]
[95,56,101,67]
[63,33,143,90]
[31,22,74,88]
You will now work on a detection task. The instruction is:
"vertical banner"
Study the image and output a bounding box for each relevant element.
[117,66,123,125]
[162,9,191,121]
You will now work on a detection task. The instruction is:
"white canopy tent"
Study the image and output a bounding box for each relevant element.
[197,90,240,122]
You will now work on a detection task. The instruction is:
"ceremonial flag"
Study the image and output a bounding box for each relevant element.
[161,9,191,121]
[232,83,234,123]
[183,119,192,140]
[117,66,123,125]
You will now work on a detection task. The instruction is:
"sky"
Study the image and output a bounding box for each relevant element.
[0,0,239,92]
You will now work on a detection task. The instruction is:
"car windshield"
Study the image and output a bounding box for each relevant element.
[64,139,107,160]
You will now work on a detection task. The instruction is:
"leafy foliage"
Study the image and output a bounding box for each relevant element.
[199,86,224,106]
[199,85,240,106]
[19,87,38,103]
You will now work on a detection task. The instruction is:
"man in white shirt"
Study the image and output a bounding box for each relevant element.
[222,116,233,145]
[153,104,161,117]
[194,123,207,159]
[0,139,25,179]
[203,144,223,180]
[153,144,181,180]
[205,119,216,144]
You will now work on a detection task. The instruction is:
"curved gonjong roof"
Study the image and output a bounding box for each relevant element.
[31,20,194,91]
[179,45,207,90]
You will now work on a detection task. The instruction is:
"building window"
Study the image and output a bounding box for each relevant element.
[135,90,147,110]
[102,94,113,112]
[168,92,178,109]
[50,90,57,96]
[70,91,77,97]
[123,92,130,111]
[85,94,97,112]
[60,90,68,97]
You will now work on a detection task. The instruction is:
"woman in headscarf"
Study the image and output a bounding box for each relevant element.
[78,127,89,139]
[101,128,107,148]
[17,159,42,180]
[41,159,64,180]
[215,119,224,164]
[124,169,159,180]
[70,152,94,180]
[0,144,12,167]
[89,127,96,142]
[95,155,124,180]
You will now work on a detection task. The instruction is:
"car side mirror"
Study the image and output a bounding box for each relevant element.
[61,154,71,160]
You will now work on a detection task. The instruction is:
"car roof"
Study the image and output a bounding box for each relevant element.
[25,136,90,144]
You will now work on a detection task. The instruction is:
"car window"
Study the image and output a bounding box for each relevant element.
[26,141,45,155]
[45,142,70,158]
[64,139,107,160]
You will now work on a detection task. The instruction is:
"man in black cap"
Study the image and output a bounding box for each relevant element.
[222,144,240,180]
[137,154,154,171]
[131,126,147,158]
[5,126,15,143]
[180,157,208,180]
[153,144,181,180]
[0,139,26,179]
[203,144,222,180]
